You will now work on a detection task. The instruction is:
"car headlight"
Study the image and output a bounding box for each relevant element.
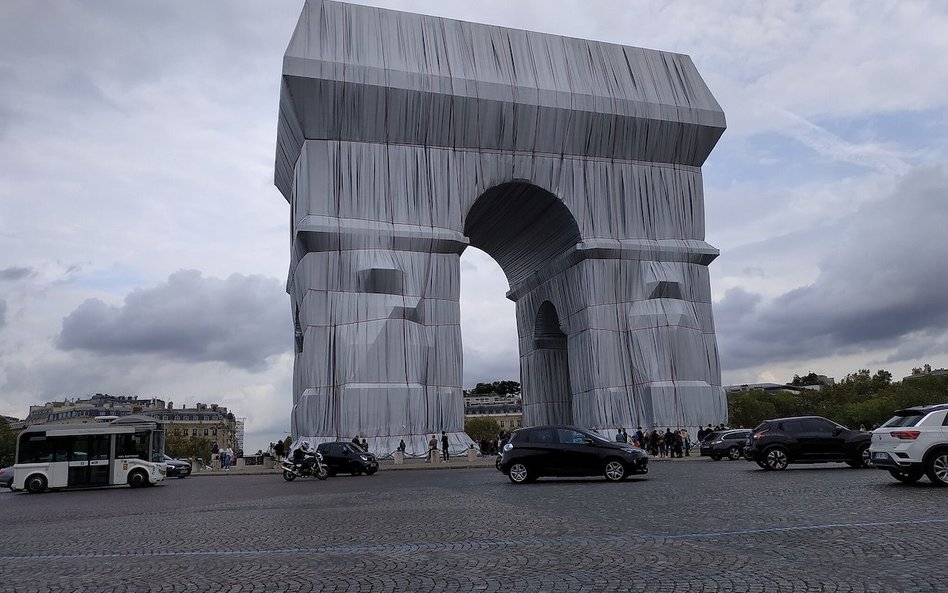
[503,443,513,452]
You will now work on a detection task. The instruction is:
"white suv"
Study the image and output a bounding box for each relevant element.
[870,403,948,485]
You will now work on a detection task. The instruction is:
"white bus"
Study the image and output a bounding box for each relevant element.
[12,415,167,493]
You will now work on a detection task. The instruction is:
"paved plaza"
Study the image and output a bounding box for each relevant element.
[1,459,945,592]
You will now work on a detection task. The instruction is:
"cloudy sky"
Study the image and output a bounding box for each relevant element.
[2,1,947,451]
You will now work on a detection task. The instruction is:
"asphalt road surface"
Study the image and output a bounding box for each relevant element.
[1,459,945,592]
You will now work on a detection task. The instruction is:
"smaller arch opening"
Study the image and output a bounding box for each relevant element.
[523,301,573,426]
[534,301,566,350]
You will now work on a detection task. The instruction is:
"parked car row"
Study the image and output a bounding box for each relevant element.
[736,404,948,486]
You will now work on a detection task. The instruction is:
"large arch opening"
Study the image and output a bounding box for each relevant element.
[462,182,582,429]
[464,182,581,288]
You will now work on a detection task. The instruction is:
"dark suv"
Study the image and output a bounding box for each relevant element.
[499,425,648,484]
[744,416,871,470]
[700,429,751,461]
[316,442,379,476]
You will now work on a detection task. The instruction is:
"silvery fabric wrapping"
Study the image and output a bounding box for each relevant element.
[276,0,728,456]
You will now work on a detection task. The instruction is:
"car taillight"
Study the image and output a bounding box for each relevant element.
[890,430,921,440]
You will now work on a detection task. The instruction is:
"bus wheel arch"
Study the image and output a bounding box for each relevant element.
[25,473,48,494]
[127,469,148,488]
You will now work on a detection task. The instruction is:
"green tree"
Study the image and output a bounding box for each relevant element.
[729,368,948,430]
[165,428,213,460]
[727,390,776,428]
[791,372,823,386]
[464,417,501,444]
[0,417,17,466]
[470,381,521,396]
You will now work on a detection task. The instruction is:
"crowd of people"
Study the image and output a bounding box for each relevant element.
[610,424,732,457]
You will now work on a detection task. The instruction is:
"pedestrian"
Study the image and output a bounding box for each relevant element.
[615,428,628,443]
[427,434,438,462]
[682,428,692,456]
[398,439,406,453]
[352,435,361,447]
[361,437,368,453]
[273,440,285,461]
[441,431,450,461]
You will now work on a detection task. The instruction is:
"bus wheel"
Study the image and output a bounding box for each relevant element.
[127,470,148,488]
[25,474,47,494]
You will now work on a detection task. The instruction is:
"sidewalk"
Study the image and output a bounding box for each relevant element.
[189,452,708,476]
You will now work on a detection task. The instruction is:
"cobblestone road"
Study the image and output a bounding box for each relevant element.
[1,460,945,592]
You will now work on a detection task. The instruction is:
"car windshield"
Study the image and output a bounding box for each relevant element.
[704,432,722,441]
[881,413,926,428]
[582,430,613,444]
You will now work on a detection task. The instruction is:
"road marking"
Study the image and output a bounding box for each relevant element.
[2,517,947,561]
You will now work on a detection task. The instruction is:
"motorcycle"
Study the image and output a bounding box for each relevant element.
[281,450,329,481]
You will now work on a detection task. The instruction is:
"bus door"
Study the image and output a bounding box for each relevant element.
[68,435,111,487]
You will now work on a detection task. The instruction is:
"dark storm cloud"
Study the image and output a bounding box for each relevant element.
[0,266,34,281]
[57,270,291,371]
[718,166,948,371]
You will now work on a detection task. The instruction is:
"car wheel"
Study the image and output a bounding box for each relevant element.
[352,469,363,476]
[25,473,47,494]
[926,450,948,486]
[366,468,377,476]
[848,446,872,468]
[728,447,742,461]
[888,469,924,484]
[127,469,148,488]
[764,447,789,471]
[282,470,297,481]
[508,462,531,484]
[604,460,626,482]
[495,456,502,471]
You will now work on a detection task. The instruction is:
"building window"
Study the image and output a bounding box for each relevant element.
[203,429,209,436]
[192,429,197,436]
[500,420,505,428]
[212,429,217,436]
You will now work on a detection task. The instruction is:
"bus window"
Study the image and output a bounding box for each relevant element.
[116,432,149,460]
[18,434,51,463]
[150,430,165,463]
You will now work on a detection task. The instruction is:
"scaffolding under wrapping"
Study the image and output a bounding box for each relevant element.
[276,0,729,456]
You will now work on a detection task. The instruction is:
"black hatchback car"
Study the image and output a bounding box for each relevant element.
[316,442,379,476]
[498,425,648,484]
[699,429,751,461]
[744,416,872,470]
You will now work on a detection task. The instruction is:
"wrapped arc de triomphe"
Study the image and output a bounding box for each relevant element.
[275,0,728,456]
